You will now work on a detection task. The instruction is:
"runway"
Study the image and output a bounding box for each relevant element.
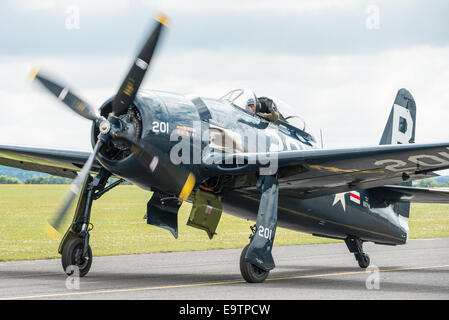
[1,238,449,300]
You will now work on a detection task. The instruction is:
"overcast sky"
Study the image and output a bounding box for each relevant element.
[1,0,449,150]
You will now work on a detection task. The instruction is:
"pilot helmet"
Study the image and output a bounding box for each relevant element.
[246,98,257,113]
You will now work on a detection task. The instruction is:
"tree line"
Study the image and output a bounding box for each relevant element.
[0,175,130,185]
[0,175,72,184]
[413,178,449,188]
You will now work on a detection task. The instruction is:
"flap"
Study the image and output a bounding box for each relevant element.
[369,185,449,203]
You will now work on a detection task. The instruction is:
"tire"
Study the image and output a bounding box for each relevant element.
[61,238,93,277]
[357,253,370,269]
[239,244,269,283]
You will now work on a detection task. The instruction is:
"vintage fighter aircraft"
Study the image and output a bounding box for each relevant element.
[2,15,449,283]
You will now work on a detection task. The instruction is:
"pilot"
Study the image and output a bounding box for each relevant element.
[246,97,279,122]
[246,98,257,113]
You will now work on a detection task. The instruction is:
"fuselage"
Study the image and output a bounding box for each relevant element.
[93,89,409,246]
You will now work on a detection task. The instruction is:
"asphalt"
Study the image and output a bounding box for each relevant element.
[0,238,449,300]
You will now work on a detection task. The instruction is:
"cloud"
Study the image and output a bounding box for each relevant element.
[140,0,357,14]
[11,0,130,13]
[12,0,57,11]
[2,0,449,56]
[0,90,93,150]
[12,0,357,14]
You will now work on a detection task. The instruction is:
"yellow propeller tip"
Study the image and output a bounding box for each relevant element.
[45,223,60,240]
[178,172,196,202]
[28,67,40,82]
[156,13,170,27]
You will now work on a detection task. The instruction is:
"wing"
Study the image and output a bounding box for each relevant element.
[0,145,100,179]
[369,185,449,203]
[229,142,449,199]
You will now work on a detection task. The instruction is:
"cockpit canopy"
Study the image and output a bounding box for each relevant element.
[220,88,257,114]
[220,88,306,131]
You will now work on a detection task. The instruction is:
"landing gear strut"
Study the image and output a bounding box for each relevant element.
[59,168,121,277]
[345,237,370,269]
[239,174,279,283]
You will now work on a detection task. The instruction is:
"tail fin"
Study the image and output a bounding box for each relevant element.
[379,88,416,219]
[379,88,416,145]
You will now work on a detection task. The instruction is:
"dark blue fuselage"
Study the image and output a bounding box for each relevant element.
[93,90,409,246]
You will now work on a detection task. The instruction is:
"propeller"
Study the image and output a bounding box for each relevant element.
[29,68,102,122]
[112,14,168,116]
[46,139,103,238]
[29,14,196,238]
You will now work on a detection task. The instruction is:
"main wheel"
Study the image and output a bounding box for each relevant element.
[240,244,269,283]
[356,253,370,269]
[61,238,93,277]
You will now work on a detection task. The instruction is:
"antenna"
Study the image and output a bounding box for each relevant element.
[320,129,324,149]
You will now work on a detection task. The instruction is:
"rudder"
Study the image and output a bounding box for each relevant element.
[379,88,416,145]
[379,88,416,219]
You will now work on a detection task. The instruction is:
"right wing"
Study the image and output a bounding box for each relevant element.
[0,145,100,178]
[224,142,449,199]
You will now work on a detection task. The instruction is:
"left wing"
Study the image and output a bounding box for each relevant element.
[0,145,99,178]
[228,142,449,199]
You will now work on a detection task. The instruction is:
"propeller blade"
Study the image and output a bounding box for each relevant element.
[112,14,168,115]
[46,140,103,238]
[29,68,101,122]
[113,132,195,201]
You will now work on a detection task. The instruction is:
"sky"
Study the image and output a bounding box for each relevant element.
[1,0,449,151]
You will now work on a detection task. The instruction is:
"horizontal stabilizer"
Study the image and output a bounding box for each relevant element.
[370,185,449,203]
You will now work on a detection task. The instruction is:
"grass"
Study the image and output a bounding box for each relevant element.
[0,185,448,261]
[408,203,449,239]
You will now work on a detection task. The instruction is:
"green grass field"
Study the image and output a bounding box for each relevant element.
[0,185,448,261]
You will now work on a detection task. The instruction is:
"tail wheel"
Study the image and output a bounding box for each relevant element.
[356,253,370,269]
[61,238,93,277]
[239,244,269,283]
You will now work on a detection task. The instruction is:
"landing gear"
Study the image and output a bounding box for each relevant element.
[240,244,269,283]
[345,237,370,269]
[356,252,370,269]
[239,174,279,284]
[58,168,122,277]
[62,238,93,277]
[239,224,270,283]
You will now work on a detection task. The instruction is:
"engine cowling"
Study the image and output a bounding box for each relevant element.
[91,91,202,194]
[91,93,158,191]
